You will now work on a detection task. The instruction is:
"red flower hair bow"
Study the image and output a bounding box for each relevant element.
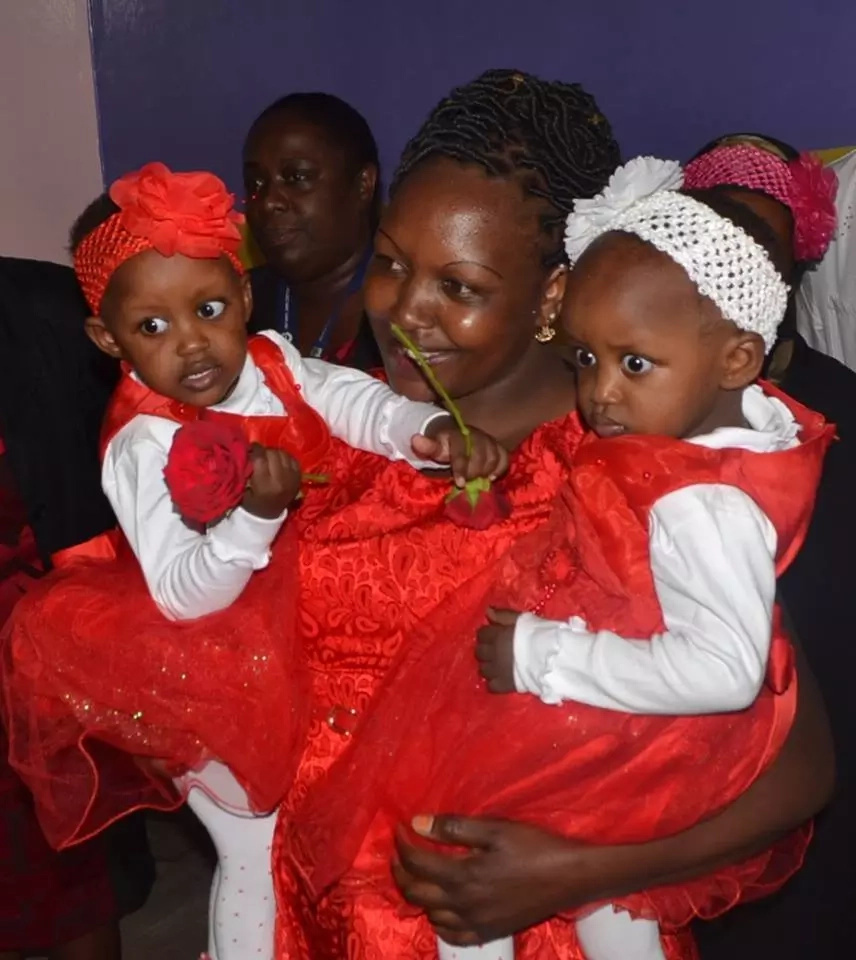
[110,162,244,259]
[74,162,245,314]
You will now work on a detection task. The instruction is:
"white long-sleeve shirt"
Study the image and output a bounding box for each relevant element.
[513,385,801,716]
[103,331,443,621]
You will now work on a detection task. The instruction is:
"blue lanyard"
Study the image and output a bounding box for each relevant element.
[277,248,372,359]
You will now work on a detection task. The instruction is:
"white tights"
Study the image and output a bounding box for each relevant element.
[437,904,666,960]
[178,762,276,960]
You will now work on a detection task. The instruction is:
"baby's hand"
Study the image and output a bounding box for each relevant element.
[241,444,302,519]
[411,416,509,487]
[475,608,521,694]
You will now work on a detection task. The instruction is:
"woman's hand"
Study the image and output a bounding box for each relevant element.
[393,815,586,946]
[393,645,834,947]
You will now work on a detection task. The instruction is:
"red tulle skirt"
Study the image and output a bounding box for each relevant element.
[3,524,308,850]
[286,492,806,932]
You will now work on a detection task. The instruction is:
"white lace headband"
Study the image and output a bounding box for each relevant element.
[564,157,789,352]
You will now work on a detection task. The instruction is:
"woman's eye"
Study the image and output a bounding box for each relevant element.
[140,316,169,335]
[573,347,596,368]
[197,300,226,320]
[282,168,313,186]
[441,278,476,300]
[371,254,405,276]
[621,354,654,375]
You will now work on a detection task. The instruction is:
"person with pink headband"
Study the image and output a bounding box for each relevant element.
[684,133,856,960]
[3,162,507,960]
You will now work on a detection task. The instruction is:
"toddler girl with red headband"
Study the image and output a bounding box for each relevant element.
[2,163,505,960]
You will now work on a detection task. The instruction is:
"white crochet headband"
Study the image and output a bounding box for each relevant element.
[564,157,789,352]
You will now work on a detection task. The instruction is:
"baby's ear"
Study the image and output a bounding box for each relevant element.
[720,331,765,390]
[85,316,122,359]
[239,271,253,328]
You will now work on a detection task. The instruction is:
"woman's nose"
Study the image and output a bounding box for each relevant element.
[389,279,433,332]
[259,180,290,215]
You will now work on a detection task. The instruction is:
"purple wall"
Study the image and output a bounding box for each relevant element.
[91,0,855,196]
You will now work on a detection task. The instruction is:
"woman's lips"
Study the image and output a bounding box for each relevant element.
[258,225,304,248]
[385,343,455,376]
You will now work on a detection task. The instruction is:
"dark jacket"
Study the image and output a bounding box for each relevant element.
[0,256,119,562]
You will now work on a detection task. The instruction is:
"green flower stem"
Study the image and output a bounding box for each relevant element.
[391,323,472,458]
[301,472,329,485]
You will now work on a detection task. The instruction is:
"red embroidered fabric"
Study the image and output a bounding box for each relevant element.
[2,337,333,849]
[273,385,831,959]
[271,411,583,958]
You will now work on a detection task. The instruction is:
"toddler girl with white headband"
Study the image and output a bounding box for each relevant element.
[287,158,833,960]
[468,157,834,958]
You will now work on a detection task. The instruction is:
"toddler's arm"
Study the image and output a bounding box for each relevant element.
[513,483,777,714]
[103,415,285,621]
[269,332,446,465]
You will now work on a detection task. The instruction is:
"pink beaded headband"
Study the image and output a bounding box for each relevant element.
[684,143,838,262]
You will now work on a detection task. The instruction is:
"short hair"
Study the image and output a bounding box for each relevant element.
[246,92,379,176]
[69,193,119,255]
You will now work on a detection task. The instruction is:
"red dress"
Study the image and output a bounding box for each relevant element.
[3,336,333,850]
[0,438,133,950]
[273,386,831,960]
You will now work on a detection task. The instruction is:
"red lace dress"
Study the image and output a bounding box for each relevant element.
[274,387,831,960]
[270,411,585,957]
[2,337,332,850]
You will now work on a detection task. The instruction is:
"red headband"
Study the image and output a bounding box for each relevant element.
[75,162,245,314]
[684,144,838,262]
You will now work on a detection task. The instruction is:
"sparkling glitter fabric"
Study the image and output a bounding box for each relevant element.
[2,337,331,849]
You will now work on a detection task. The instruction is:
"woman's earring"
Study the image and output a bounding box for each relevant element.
[535,311,557,343]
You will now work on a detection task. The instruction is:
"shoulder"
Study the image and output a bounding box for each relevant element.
[651,483,775,546]
[106,414,180,465]
[782,337,856,434]
[251,329,300,368]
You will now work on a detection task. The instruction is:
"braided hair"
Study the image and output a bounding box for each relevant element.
[392,69,621,265]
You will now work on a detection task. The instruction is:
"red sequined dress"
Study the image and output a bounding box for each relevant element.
[2,336,332,850]
[273,386,831,960]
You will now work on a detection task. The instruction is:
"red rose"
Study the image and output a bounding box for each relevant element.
[443,480,512,530]
[163,419,252,525]
[110,162,244,260]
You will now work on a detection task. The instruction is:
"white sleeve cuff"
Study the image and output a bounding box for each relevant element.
[384,405,448,468]
[207,507,287,570]
[513,612,590,705]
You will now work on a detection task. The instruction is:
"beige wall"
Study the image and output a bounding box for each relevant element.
[0,0,103,264]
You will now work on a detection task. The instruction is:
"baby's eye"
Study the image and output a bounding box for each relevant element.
[621,354,654,375]
[140,316,169,335]
[197,300,226,320]
[573,347,596,368]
